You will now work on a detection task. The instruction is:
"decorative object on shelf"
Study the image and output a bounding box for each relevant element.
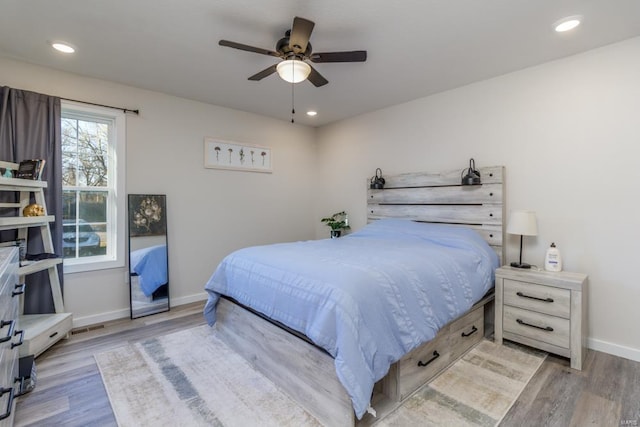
[15,238,26,260]
[204,138,272,173]
[460,158,481,185]
[321,211,350,238]
[544,242,563,272]
[370,168,385,189]
[16,159,46,180]
[22,203,45,217]
[507,210,538,269]
[0,167,14,178]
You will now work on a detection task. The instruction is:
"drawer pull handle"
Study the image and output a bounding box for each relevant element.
[0,320,16,344]
[516,291,554,303]
[12,283,26,297]
[461,325,478,337]
[516,318,554,332]
[417,350,440,367]
[11,330,24,349]
[49,332,59,339]
[0,386,14,421]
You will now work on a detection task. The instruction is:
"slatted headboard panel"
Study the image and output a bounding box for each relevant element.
[367,166,505,263]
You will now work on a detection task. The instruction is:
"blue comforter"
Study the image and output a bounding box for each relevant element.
[203,219,499,419]
[130,244,168,296]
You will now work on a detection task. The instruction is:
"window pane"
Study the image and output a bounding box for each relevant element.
[62,190,108,259]
[62,118,109,188]
[78,154,108,187]
[62,219,104,258]
[62,152,78,186]
[62,191,77,222]
[62,118,79,186]
[78,191,107,222]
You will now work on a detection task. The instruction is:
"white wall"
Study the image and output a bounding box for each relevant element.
[1,57,318,326]
[4,36,640,361]
[316,37,640,361]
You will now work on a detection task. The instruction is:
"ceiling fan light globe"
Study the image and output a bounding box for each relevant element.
[276,59,311,83]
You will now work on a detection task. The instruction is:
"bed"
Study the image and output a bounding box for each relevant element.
[204,165,505,425]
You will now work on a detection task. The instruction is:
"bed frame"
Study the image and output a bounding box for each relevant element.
[213,165,505,425]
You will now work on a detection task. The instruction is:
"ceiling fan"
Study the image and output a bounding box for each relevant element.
[219,16,367,87]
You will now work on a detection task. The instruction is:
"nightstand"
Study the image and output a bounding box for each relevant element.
[494,266,588,370]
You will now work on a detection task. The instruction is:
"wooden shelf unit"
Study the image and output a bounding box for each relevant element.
[0,161,72,358]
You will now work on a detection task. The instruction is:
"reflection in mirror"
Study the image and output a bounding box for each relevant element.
[128,194,169,318]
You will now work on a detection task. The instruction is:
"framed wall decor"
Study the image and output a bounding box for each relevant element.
[204,137,272,173]
[128,194,167,237]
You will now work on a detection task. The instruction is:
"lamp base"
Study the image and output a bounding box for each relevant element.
[510,261,532,269]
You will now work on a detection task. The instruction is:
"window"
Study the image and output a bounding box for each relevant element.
[61,101,125,273]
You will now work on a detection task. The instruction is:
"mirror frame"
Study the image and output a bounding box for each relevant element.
[128,194,169,318]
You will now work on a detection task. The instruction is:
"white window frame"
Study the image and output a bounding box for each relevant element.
[61,101,126,274]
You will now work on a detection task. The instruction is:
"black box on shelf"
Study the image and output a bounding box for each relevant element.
[15,159,46,180]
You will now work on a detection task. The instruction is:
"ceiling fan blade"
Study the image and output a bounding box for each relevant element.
[219,40,281,58]
[289,17,315,54]
[307,65,328,87]
[248,64,278,81]
[309,51,367,63]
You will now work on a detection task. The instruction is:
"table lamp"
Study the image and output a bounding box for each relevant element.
[507,210,538,268]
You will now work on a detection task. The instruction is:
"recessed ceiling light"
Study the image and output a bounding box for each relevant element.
[554,15,582,32]
[306,111,317,117]
[51,41,75,54]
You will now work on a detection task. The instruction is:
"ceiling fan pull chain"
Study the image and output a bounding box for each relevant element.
[291,77,295,123]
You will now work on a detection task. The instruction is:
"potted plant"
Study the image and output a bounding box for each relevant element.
[321,211,350,238]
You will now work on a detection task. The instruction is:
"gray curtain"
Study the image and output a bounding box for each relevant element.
[0,86,63,314]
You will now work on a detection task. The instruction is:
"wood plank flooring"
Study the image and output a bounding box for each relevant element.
[13,302,640,426]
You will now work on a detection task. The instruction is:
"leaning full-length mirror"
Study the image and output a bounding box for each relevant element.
[128,194,169,318]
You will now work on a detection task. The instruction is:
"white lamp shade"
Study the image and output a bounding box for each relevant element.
[276,59,311,83]
[507,210,538,236]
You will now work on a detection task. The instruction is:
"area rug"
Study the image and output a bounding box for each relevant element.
[95,325,545,427]
[379,339,546,426]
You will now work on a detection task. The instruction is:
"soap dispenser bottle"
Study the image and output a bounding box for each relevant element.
[544,242,562,272]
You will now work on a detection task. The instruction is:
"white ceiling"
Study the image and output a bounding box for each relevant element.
[2,1,640,127]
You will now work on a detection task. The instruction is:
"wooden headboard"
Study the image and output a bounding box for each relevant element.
[367,166,505,263]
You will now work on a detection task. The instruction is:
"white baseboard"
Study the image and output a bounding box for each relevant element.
[588,337,640,362]
[71,292,208,329]
[72,308,130,329]
[170,292,208,307]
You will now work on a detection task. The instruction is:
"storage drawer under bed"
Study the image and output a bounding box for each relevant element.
[393,305,485,400]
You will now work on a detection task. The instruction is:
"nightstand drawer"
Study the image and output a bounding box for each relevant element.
[504,279,570,318]
[503,305,570,349]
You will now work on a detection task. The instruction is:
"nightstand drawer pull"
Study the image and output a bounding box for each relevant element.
[461,325,478,337]
[516,318,554,332]
[417,350,440,367]
[516,291,554,303]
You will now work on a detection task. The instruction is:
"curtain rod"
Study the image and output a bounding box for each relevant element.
[61,97,139,115]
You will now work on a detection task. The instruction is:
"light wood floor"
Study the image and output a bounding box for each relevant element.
[13,302,640,427]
